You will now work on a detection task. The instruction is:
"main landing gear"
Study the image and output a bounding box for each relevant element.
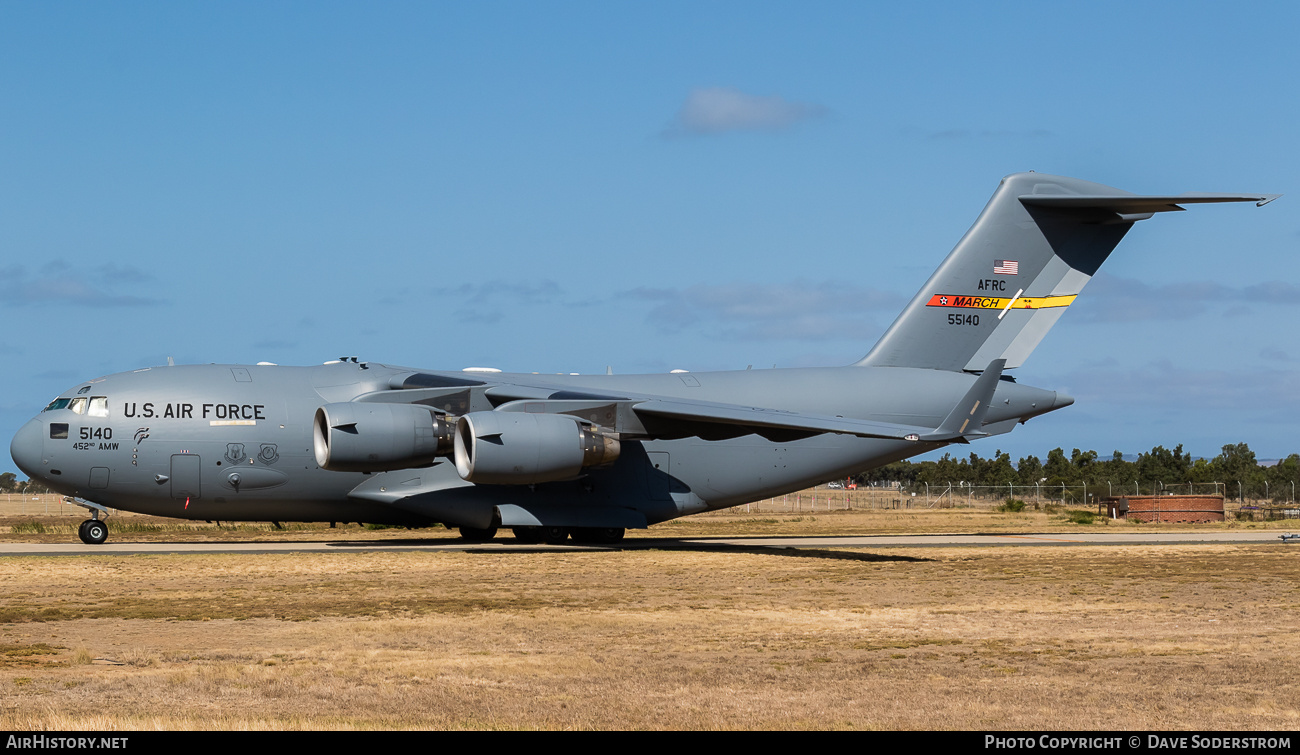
[78,519,108,545]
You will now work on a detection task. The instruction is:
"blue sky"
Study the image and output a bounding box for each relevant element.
[3,1,1298,470]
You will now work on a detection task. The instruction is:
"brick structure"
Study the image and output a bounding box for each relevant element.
[1100,495,1224,523]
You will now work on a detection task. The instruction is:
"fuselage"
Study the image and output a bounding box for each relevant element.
[10,360,1070,530]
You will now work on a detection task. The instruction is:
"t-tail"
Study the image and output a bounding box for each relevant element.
[856,172,1279,373]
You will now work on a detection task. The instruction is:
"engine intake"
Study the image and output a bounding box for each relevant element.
[313,402,453,472]
[454,411,620,485]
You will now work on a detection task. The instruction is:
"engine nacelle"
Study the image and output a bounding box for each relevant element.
[313,402,453,472]
[453,411,620,485]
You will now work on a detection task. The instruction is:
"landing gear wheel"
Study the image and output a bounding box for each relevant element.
[511,527,544,544]
[79,519,108,545]
[572,527,625,545]
[459,524,499,542]
[540,526,570,545]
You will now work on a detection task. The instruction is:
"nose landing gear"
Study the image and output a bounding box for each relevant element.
[64,497,111,545]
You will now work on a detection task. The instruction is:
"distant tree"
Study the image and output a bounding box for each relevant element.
[1188,457,1220,488]
[1136,445,1192,486]
[18,478,53,495]
[919,452,969,485]
[0,472,16,493]
[982,451,1018,487]
[1016,455,1043,486]
[1265,454,1300,502]
[854,442,1284,500]
[856,461,917,486]
[1071,448,1098,485]
[1216,443,1263,499]
[1097,451,1134,490]
[1071,448,1098,469]
[1044,447,1073,486]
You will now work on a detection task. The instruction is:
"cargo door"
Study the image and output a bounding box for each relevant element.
[170,454,202,500]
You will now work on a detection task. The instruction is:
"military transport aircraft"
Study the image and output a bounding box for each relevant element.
[9,173,1279,545]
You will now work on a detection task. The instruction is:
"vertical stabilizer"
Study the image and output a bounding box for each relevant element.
[855,173,1276,372]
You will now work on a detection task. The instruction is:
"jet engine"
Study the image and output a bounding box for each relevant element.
[313,402,454,472]
[453,411,621,485]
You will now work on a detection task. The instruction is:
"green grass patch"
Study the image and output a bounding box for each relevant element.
[108,522,168,533]
[854,638,963,651]
[1066,510,1098,525]
[0,643,65,667]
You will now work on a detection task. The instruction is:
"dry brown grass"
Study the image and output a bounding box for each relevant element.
[1,541,1298,730]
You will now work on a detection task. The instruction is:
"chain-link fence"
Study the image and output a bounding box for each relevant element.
[914,481,1231,508]
[737,480,1300,514]
[0,494,132,517]
[5,482,1297,519]
[0,494,72,516]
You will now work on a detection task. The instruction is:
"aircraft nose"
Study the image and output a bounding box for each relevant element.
[10,419,44,479]
[1052,391,1075,410]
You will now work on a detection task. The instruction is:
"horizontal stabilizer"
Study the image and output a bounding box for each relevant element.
[922,359,1005,443]
[1020,192,1281,213]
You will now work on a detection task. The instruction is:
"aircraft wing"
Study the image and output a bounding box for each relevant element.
[367,359,1007,445]
[619,397,948,442]
[622,359,1005,443]
[486,394,953,443]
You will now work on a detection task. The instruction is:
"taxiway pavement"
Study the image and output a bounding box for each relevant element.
[0,529,1294,557]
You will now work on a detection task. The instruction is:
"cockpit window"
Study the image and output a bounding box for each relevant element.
[43,398,72,412]
[88,397,109,418]
[76,385,91,395]
[69,398,87,415]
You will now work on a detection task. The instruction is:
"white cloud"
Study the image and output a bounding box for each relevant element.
[1054,360,1300,411]
[428,280,563,305]
[664,87,826,137]
[626,281,906,341]
[926,128,1053,140]
[1075,272,1300,323]
[0,262,160,308]
[415,280,565,325]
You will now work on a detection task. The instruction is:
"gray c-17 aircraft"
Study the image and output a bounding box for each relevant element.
[9,172,1279,545]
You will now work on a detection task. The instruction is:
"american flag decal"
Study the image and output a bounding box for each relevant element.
[993,259,1019,275]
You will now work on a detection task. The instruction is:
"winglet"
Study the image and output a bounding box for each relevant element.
[923,359,1006,443]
